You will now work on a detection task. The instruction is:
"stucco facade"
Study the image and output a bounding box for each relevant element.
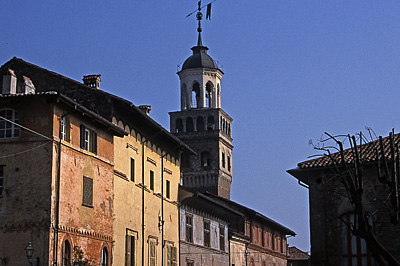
[0,81,124,266]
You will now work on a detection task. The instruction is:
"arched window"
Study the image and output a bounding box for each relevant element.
[182,83,187,109]
[201,151,211,168]
[101,247,108,266]
[197,116,204,132]
[207,116,215,131]
[62,240,71,266]
[186,117,194,132]
[0,109,20,139]
[205,82,213,108]
[192,82,200,108]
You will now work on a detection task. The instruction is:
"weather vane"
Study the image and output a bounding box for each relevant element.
[186,0,216,43]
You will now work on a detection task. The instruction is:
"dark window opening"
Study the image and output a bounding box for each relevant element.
[186,215,193,243]
[130,158,135,182]
[201,151,211,168]
[101,247,108,266]
[227,156,231,171]
[166,180,171,199]
[222,152,225,168]
[150,170,154,191]
[204,220,211,247]
[207,116,215,131]
[186,117,194,132]
[197,116,204,132]
[62,240,71,266]
[176,118,183,133]
[220,225,225,251]
[125,233,135,266]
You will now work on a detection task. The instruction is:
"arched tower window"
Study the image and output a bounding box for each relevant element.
[0,109,20,139]
[175,118,183,133]
[62,240,71,266]
[201,151,211,168]
[181,83,187,110]
[205,82,213,108]
[197,116,204,132]
[186,117,194,132]
[207,116,215,131]
[192,82,200,108]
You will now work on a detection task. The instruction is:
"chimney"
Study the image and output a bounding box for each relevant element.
[22,76,35,94]
[2,68,17,94]
[83,74,101,89]
[139,105,151,116]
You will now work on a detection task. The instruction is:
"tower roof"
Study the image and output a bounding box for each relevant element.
[181,43,218,70]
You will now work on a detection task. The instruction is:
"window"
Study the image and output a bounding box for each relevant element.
[187,260,194,266]
[201,151,210,168]
[341,213,375,266]
[126,232,135,266]
[204,220,210,247]
[62,240,72,266]
[205,82,212,108]
[192,83,200,108]
[0,166,3,197]
[149,239,157,266]
[227,156,231,171]
[220,225,225,251]
[0,109,20,139]
[166,180,171,199]
[82,176,93,207]
[101,247,108,266]
[197,116,204,132]
[166,244,177,266]
[59,116,70,141]
[176,118,183,133]
[186,117,194,132]
[80,125,97,154]
[149,170,154,191]
[186,215,193,243]
[222,151,225,168]
[207,116,215,131]
[130,158,135,182]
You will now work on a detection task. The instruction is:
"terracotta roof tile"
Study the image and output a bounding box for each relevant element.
[298,133,400,169]
[288,246,310,260]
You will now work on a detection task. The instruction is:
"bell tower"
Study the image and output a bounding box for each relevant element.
[169,2,233,199]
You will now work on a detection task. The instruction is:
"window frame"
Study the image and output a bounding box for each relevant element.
[219,224,225,251]
[130,158,135,182]
[62,240,72,266]
[101,247,108,266]
[149,170,154,191]
[126,232,136,266]
[149,238,157,266]
[80,124,97,154]
[0,109,20,139]
[166,179,171,199]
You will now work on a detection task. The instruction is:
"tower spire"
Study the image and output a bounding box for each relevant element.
[196,1,203,46]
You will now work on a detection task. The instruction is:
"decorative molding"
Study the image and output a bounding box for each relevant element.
[58,225,112,242]
[164,168,172,175]
[136,183,151,193]
[147,157,157,166]
[114,169,128,180]
[126,143,138,153]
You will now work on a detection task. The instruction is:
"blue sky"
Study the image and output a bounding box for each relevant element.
[3,0,400,252]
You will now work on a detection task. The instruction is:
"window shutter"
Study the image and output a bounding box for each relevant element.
[80,124,86,149]
[92,131,97,154]
[172,247,177,266]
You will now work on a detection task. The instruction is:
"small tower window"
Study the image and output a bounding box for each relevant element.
[186,117,194,132]
[207,116,215,131]
[201,151,211,168]
[192,82,200,108]
[227,156,231,171]
[197,116,204,132]
[222,151,226,168]
[176,118,183,133]
[205,82,213,108]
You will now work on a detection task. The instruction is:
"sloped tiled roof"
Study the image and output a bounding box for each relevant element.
[288,246,310,260]
[298,133,400,169]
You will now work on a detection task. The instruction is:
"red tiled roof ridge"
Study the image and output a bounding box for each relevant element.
[288,246,310,260]
[297,132,400,169]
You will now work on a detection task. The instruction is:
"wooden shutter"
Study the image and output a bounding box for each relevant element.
[172,247,177,266]
[126,235,131,266]
[92,131,97,154]
[82,176,93,206]
[80,124,85,149]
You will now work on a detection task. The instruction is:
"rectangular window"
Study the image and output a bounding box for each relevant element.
[82,176,93,207]
[220,225,225,251]
[186,261,194,266]
[125,233,135,266]
[227,156,231,171]
[80,125,97,154]
[149,170,154,191]
[186,215,193,243]
[204,220,210,247]
[341,213,375,265]
[0,166,3,197]
[166,244,177,266]
[166,180,171,199]
[130,158,135,182]
[149,239,156,266]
